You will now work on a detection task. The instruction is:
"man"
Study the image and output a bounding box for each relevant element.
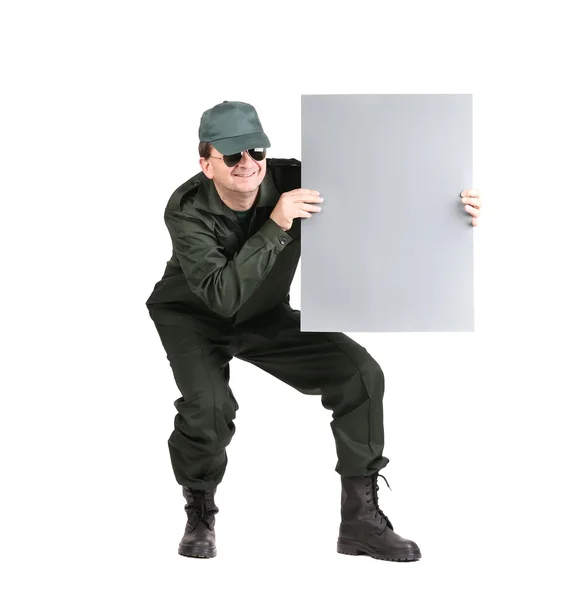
[145,100,482,562]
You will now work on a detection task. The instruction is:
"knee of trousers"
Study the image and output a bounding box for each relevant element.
[344,352,385,398]
[328,354,385,417]
[357,355,385,403]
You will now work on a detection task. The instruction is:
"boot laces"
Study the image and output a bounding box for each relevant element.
[187,490,214,530]
[365,473,394,530]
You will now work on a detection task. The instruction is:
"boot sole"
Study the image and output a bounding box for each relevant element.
[337,539,421,562]
[178,544,217,559]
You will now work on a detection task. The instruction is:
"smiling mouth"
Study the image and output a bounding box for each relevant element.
[233,172,256,178]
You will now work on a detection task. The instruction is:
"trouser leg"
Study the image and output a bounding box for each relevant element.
[148,309,237,490]
[234,310,389,476]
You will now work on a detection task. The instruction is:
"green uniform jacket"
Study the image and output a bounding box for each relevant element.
[145,158,302,337]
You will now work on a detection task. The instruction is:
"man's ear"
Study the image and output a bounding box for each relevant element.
[199,156,213,179]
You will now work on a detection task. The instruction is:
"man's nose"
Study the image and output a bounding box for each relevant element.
[239,151,255,166]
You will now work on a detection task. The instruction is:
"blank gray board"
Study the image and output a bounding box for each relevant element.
[300,94,474,332]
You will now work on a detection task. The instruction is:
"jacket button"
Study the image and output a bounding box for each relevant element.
[279,238,286,245]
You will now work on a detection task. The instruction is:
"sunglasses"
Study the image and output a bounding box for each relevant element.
[209,148,267,168]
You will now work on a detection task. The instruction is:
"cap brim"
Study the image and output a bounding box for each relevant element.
[212,132,271,155]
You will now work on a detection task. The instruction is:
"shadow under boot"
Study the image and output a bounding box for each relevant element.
[337,474,421,562]
[178,486,219,558]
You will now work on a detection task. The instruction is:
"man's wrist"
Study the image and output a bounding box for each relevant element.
[270,216,287,231]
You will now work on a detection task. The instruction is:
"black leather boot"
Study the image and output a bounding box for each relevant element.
[337,474,421,562]
[178,486,218,558]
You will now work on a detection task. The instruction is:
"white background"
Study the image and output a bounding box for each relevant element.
[2,1,583,599]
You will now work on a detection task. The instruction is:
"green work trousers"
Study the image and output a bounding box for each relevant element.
[148,307,389,490]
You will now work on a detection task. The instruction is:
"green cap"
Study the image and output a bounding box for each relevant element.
[198,100,271,155]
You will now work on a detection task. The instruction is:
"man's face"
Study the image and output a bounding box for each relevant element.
[200,146,267,195]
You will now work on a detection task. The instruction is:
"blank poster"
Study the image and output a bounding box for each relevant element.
[300,94,474,332]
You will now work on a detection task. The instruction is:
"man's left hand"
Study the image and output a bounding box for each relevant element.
[461,189,482,226]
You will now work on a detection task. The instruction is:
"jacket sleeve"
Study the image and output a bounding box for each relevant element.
[164,208,293,318]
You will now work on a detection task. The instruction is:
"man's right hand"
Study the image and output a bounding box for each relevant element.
[269,189,323,231]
